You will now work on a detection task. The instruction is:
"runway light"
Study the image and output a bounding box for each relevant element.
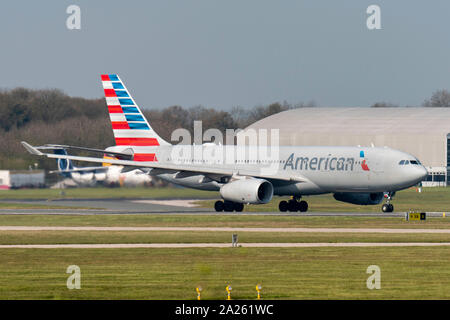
[256,284,262,300]
[226,285,232,300]
[196,286,202,300]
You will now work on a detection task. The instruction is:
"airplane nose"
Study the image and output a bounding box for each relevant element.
[420,166,428,179]
[415,166,428,182]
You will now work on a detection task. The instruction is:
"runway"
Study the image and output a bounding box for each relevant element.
[0,198,446,217]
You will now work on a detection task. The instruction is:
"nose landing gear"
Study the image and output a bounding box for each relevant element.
[381,192,395,213]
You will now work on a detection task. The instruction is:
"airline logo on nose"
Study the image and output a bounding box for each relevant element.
[360,151,370,171]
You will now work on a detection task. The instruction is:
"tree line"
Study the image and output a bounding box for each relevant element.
[0,86,448,170]
[0,88,309,170]
[371,89,450,108]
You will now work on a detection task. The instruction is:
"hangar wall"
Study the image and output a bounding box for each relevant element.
[243,107,450,186]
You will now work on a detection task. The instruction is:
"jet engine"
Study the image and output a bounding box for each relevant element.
[220,179,273,204]
[70,172,96,187]
[333,192,384,205]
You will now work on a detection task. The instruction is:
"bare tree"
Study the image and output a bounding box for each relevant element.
[370,102,399,108]
[423,89,450,107]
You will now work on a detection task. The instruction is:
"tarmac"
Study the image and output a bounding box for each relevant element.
[0,198,446,217]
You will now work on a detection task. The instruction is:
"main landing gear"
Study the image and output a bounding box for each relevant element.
[381,192,395,213]
[278,197,308,212]
[214,200,244,212]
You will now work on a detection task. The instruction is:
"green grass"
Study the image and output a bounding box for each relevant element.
[1,186,450,300]
[0,202,90,210]
[0,214,449,228]
[0,247,449,299]
[0,187,215,200]
[0,230,450,245]
[1,214,450,299]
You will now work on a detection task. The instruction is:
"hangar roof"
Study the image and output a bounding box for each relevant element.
[246,107,450,135]
[243,107,450,167]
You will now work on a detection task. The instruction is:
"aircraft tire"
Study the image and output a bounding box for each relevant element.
[382,204,390,213]
[233,202,244,212]
[288,200,298,212]
[223,201,234,212]
[279,201,288,212]
[388,204,394,212]
[299,200,308,212]
[214,200,224,212]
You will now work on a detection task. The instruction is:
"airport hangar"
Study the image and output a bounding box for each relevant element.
[244,107,450,187]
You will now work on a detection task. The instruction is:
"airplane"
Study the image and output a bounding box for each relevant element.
[45,147,152,187]
[22,74,428,213]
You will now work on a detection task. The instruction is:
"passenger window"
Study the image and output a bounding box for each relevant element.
[399,160,405,165]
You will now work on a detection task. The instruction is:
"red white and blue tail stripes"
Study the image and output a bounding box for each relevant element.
[101,74,169,161]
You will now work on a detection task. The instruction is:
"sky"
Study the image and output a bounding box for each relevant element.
[0,0,449,110]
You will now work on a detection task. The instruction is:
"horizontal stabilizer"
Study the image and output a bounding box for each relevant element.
[21,142,43,156]
[35,144,133,159]
[49,166,109,174]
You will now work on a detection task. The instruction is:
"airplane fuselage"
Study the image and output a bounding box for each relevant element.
[107,145,427,196]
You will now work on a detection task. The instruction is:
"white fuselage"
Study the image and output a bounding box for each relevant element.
[107,145,428,196]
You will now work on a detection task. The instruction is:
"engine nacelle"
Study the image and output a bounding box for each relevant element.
[333,192,384,205]
[220,179,273,204]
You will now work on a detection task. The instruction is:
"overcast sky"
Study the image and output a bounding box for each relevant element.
[1,0,449,110]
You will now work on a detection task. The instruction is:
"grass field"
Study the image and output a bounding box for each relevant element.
[0,247,449,299]
[0,214,449,228]
[1,186,450,299]
[0,214,449,299]
[1,230,450,245]
[0,202,90,210]
[0,213,450,228]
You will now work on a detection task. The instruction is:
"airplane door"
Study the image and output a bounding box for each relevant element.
[367,151,384,173]
[366,150,385,187]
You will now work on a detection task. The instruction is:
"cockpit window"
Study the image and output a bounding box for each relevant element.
[399,159,422,165]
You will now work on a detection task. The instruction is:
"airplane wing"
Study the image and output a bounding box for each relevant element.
[22,141,306,183]
[48,166,110,174]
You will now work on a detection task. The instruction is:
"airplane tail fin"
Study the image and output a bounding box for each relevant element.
[54,149,74,177]
[101,74,170,163]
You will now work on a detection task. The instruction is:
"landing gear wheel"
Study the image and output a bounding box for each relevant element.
[279,201,288,212]
[223,201,234,212]
[214,200,224,212]
[388,204,394,212]
[233,202,244,212]
[298,200,308,212]
[288,200,298,212]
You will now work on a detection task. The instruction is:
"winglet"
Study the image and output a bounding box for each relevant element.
[21,141,44,156]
